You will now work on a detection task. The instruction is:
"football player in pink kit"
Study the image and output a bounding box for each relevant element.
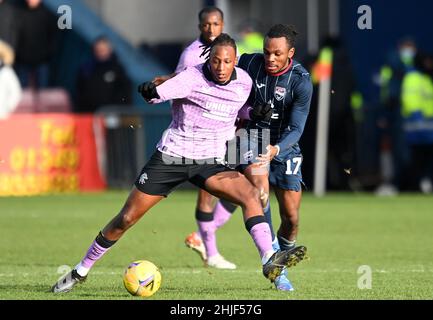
[184,24,312,292]
[153,6,238,270]
[51,34,306,294]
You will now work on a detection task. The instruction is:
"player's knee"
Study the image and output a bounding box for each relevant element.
[240,186,261,208]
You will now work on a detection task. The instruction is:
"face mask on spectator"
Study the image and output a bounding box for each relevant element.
[399,47,416,64]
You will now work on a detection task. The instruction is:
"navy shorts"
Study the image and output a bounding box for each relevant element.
[236,131,304,191]
[134,151,233,197]
[268,153,304,192]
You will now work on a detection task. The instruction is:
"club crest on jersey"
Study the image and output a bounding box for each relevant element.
[274,86,287,101]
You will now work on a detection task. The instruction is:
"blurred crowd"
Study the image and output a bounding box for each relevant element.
[0,0,432,193]
[0,0,131,117]
[374,39,433,194]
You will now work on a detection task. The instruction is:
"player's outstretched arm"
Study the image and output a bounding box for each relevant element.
[152,73,176,86]
[138,68,195,104]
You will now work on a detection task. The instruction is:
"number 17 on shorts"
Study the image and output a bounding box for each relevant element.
[285,157,302,175]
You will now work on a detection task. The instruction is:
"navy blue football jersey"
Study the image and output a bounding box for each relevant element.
[238,53,313,157]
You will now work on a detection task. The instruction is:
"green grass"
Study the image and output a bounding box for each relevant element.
[1,191,433,300]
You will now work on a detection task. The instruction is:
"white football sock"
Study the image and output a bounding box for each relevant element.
[75,262,90,277]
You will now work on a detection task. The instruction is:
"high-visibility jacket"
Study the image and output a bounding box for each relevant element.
[401,70,433,144]
[237,32,263,56]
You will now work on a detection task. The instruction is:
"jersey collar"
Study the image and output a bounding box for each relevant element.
[199,35,212,47]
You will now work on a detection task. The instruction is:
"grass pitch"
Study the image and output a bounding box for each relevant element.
[0,191,432,300]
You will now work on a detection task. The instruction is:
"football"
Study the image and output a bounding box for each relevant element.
[123,260,162,297]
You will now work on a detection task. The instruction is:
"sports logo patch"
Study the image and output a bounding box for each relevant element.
[274,86,287,101]
[138,173,148,184]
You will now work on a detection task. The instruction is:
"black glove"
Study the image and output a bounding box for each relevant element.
[250,102,273,122]
[138,82,160,100]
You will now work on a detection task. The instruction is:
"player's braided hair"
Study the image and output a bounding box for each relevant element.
[199,33,237,60]
[266,24,298,48]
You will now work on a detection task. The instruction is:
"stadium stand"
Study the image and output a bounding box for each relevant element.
[14,88,72,113]
[42,0,170,107]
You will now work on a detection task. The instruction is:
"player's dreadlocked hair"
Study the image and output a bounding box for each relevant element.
[198,6,224,23]
[266,24,298,48]
[199,33,237,60]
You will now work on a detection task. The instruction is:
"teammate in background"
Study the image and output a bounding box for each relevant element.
[152,6,224,85]
[153,6,237,270]
[187,24,313,291]
[51,34,307,294]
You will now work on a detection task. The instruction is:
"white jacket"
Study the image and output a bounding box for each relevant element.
[0,65,22,119]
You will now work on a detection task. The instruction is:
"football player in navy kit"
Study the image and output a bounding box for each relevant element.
[235,24,313,290]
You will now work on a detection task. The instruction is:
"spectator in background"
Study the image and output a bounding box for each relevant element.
[75,36,131,113]
[15,0,57,89]
[401,52,433,193]
[376,38,417,194]
[0,40,22,119]
[236,19,264,56]
[0,0,18,49]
